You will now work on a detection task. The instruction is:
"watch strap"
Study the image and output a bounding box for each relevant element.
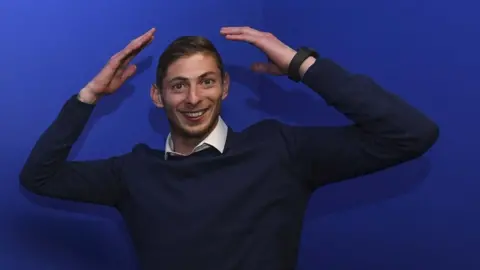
[287,47,319,82]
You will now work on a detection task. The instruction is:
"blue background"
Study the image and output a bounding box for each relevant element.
[1,0,479,269]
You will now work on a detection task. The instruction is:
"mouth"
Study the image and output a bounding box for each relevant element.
[180,108,209,122]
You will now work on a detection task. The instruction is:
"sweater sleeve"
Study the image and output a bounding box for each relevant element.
[19,95,128,206]
[279,58,439,190]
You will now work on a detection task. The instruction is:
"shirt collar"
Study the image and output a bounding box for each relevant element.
[164,116,228,159]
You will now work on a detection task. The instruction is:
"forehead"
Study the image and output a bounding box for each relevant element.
[165,53,220,80]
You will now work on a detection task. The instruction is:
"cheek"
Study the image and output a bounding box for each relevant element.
[205,88,224,102]
[163,95,183,109]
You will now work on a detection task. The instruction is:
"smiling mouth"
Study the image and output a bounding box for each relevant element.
[181,108,208,119]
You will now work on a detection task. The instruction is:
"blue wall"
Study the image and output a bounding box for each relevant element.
[1,0,478,269]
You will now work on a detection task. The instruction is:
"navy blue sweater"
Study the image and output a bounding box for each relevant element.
[20,58,438,270]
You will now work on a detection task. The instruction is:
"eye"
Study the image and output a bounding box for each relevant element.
[202,78,215,86]
[172,83,185,91]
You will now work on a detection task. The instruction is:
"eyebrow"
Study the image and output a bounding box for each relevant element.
[168,71,217,84]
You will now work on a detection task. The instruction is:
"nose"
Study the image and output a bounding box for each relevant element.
[185,87,200,105]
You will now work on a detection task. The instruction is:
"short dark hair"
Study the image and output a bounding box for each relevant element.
[155,36,225,87]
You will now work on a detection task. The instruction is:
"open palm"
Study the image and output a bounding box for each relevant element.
[84,28,156,97]
[220,26,297,76]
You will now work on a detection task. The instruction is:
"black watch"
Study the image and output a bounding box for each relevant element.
[287,47,319,82]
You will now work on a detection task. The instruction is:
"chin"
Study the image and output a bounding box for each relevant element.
[178,115,216,138]
[183,128,210,138]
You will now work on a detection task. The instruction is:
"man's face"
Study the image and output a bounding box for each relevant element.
[151,53,229,139]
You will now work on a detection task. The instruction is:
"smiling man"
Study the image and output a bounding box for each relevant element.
[20,27,439,270]
[150,40,230,156]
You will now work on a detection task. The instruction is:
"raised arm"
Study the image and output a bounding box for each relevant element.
[220,26,439,190]
[20,96,127,205]
[278,58,438,188]
[20,28,156,205]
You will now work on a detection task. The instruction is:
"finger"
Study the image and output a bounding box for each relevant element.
[120,36,155,70]
[132,28,156,48]
[220,26,263,43]
[95,28,155,80]
[119,28,156,61]
[108,64,137,90]
[110,32,155,77]
[112,28,156,67]
[220,26,262,36]
[223,34,256,43]
[120,64,137,81]
[130,28,156,49]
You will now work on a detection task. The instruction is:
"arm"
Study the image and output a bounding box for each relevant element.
[280,57,439,189]
[20,28,156,205]
[218,26,438,189]
[20,95,128,206]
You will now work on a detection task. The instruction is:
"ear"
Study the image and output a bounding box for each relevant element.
[221,72,230,100]
[150,84,164,108]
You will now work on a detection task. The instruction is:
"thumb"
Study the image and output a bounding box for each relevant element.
[121,64,137,80]
[250,62,283,75]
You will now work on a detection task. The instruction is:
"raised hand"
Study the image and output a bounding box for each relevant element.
[78,28,156,103]
[220,26,297,76]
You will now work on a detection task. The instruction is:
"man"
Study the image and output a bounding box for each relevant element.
[20,27,439,270]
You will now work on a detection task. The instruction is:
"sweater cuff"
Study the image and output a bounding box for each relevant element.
[56,94,96,128]
[301,58,352,105]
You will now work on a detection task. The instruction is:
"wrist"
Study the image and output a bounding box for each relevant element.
[299,56,316,79]
[287,47,319,82]
[78,88,101,104]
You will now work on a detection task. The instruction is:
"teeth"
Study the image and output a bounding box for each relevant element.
[184,110,205,117]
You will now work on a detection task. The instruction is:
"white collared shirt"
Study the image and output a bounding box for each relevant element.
[164,117,228,160]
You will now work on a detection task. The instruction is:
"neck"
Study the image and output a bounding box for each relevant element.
[170,135,205,155]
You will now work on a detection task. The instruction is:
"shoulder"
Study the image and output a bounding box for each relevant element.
[242,118,297,137]
[132,143,163,153]
[234,118,293,146]
[242,118,286,133]
[123,143,165,160]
